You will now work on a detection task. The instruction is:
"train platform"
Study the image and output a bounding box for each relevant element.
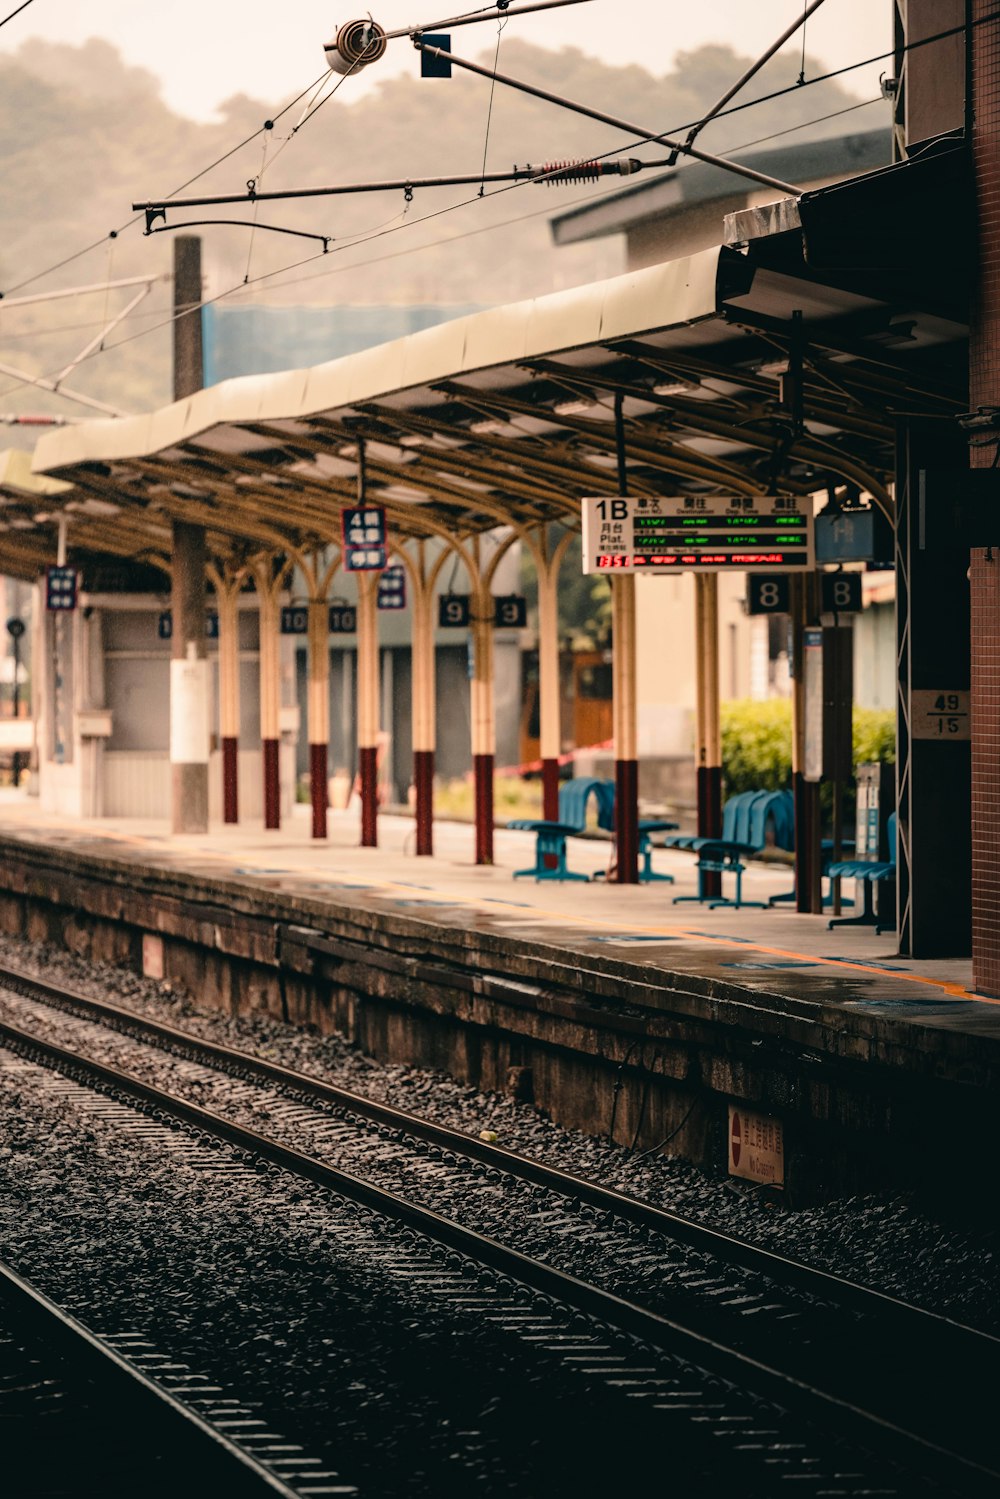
[0,791,994,1200]
[0,791,986,1017]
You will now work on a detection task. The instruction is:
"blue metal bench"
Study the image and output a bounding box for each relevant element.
[670,790,795,910]
[509,777,614,882]
[827,812,897,934]
[510,777,679,883]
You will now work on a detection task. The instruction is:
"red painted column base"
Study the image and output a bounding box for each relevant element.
[222,737,238,824]
[360,745,378,847]
[541,757,560,822]
[615,758,639,884]
[414,749,434,856]
[474,753,494,865]
[697,764,723,899]
[310,742,328,840]
[262,738,280,830]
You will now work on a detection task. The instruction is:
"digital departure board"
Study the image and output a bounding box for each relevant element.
[581,495,814,574]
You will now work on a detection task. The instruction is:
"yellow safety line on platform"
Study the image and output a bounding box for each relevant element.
[7,821,992,1008]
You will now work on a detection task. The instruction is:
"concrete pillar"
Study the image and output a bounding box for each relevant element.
[258,583,282,830]
[471,584,495,865]
[411,577,436,855]
[694,573,722,894]
[612,573,639,883]
[538,562,561,821]
[217,588,240,824]
[170,236,208,835]
[307,598,329,839]
[170,520,209,834]
[357,573,380,847]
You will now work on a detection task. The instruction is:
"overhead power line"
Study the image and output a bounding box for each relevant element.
[0,0,34,30]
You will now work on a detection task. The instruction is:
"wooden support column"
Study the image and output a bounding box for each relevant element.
[257,577,282,830]
[170,520,210,834]
[694,573,723,895]
[216,584,240,824]
[612,573,639,883]
[357,572,380,847]
[307,597,329,840]
[471,581,496,865]
[538,561,562,821]
[411,565,436,856]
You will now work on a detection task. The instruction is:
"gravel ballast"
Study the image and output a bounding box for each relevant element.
[0,933,996,1333]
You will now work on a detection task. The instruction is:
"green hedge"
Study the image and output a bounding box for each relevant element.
[720,699,895,796]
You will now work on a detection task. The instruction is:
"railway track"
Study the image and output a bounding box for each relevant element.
[0,1258,310,1498]
[0,962,996,1495]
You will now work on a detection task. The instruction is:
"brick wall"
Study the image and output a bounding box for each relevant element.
[970,4,1000,994]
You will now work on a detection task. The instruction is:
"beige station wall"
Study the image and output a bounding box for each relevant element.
[634,570,752,759]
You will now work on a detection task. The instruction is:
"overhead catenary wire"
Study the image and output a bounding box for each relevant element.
[0,13,979,406]
[3,9,976,305]
[0,83,886,409]
[0,0,34,29]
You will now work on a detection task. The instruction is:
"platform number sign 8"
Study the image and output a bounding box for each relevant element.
[820,572,862,614]
[747,575,790,615]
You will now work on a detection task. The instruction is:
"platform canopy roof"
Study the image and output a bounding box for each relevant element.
[21,229,968,581]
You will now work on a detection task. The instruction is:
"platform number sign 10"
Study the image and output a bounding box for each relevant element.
[820,572,862,614]
[328,604,356,634]
[747,575,790,615]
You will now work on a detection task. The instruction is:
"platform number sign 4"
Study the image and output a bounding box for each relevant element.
[820,572,862,614]
[342,505,387,572]
[438,595,470,628]
[494,595,527,628]
[747,575,790,615]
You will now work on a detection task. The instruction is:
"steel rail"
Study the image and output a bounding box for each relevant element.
[0,1259,301,1498]
[1,1008,995,1496]
[0,962,993,1359]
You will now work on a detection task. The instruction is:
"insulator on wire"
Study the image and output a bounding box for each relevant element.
[527,157,645,185]
[324,19,388,75]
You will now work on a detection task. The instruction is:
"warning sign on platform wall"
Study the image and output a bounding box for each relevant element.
[728,1104,784,1186]
[582,495,814,575]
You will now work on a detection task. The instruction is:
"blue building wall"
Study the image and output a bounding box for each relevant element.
[202,303,486,384]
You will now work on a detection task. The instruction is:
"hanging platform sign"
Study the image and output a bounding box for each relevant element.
[45,566,79,612]
[582,495,814,574]
[329,604,357,634]
[280,605,309,635]
[157,611,219,640]
[342,505,387,571]
[438,594,470,628]
[377,567,407,611]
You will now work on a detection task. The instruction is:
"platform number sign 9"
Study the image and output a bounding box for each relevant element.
[438,594,470,628]
[747,575,790,615]
[820,572,862,614]
[494,595,527,628]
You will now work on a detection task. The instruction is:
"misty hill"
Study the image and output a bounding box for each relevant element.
[0,36,878,426]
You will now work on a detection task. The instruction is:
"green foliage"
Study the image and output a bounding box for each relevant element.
[520,530,611,648]
[721,699,794,795]
[853,706,897,766]
[720,699,896,796]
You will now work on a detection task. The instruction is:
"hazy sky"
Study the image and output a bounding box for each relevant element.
[1,1,891,119]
